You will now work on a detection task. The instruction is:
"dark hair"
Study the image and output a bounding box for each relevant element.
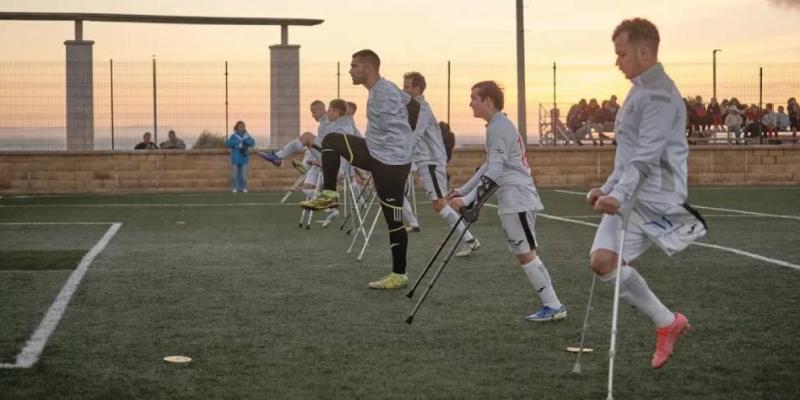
[329,99,347,116]
[352,49,380,69]
[471,81,504,111]
[233,120,245,130]
[310,100,325,108]
[612,18,660,53]
[346,101,357,113]
[403,71,427,93]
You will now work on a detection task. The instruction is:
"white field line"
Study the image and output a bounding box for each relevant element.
[485,204,800,272]
[691,205,800,221]
[547,187,800,193]
[0,222,117,225]
[0,202,298,208]
[0,222,122,369]
[552,189,800,221]
[552,189,587,196]
[559,214,769,219]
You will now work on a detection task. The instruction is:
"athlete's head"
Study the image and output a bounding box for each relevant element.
[470,81,504,120]
[327,99,347,121]
[350,49,380,86]
[402,71,426,97]
[346,101,357,116]
[310,100,326,121]
[612,18,659,80]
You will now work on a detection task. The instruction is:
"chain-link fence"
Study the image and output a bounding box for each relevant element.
[1,60,798,150]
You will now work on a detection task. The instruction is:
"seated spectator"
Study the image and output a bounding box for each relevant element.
[692,96,708,133]
[776,106,791,132]
[788,97,800,136]
[707,97,722,130]
[134,132,159,150]
[607,95,620,117]
[745,104,764,139]
[566,99,588,144]
[725,109,744,144]
[159,130,186,150]
[760,104,778,137]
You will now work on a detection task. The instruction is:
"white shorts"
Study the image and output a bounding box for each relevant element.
[304,165,321,187]
[590,201,707,261]
[590,214,651,263]
[418,164,447,201]
[500,210,538,255]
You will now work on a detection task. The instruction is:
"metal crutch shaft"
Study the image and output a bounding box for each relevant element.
[406,214,465,298]
[572,273,598,374]
[405,221,473,324]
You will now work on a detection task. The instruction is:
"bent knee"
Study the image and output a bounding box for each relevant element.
[299,132,316,145]
[590,249,617,276]
[320,132,342,146]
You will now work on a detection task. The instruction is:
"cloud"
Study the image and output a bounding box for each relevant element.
[768,0,800,11]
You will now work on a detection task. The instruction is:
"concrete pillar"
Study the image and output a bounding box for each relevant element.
[269,44,300,147]
[64,40,95,150]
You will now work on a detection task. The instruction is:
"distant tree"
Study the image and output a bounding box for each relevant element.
[192,130,227,149]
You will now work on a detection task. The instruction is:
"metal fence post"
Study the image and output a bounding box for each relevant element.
[152,57,158,143]
[225,60,229,139]
[110,58,115,150]
[447,60,451,125]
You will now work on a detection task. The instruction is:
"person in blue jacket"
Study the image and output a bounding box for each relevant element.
[226,121,256,193]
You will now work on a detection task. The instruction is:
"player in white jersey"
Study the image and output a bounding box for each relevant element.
[258,100,331,201]
[301,49,416,290]
[449,81,567,322]
[402,71,479,256]
[587,18,707,369]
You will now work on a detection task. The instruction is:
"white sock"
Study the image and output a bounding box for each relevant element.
[403,198,419,227]
[522,258,562,309]
[276,138,304,159]
[599,266,674,328]
[439,205,474,242]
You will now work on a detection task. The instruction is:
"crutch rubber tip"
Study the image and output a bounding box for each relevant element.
[405,291,414,298]
[572,364,582,374]
[405,316,414,324]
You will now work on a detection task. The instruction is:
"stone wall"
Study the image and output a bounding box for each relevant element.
[1,146,798,194]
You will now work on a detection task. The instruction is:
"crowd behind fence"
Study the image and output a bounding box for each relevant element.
[0,60,798,151]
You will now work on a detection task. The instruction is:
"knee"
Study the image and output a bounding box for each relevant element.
[432,198,447,212]
[590,249,617,276]
[321,132,341,147]
[516,251,536,265]
[300,132,316,145]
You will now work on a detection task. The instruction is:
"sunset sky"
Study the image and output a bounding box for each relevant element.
[1,0,799,63]
[1,0,799,147]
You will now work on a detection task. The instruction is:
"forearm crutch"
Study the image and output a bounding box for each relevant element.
[405,176,498,324]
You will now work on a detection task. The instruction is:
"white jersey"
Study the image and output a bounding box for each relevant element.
[458,112,543,214]
[343,115,362,138]
[412,95,448,166]
[365,78,414,165]
[320,116,355,138]
[601,63,688,206]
